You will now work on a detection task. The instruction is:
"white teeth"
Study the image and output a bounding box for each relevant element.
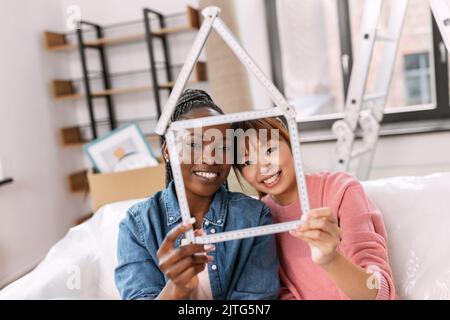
[195,171,218,179]
[263,172,280,185]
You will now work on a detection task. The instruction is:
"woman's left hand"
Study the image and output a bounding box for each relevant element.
[290,207,342,266]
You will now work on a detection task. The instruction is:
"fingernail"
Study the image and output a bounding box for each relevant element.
[204,244,216,251]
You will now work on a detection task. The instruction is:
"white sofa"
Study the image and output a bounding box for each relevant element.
[1,172,450,300]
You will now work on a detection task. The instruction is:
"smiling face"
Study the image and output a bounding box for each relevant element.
[239,136,297,198]
[164,108,232,198]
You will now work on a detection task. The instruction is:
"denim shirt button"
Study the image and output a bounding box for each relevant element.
[217,219,222,224]
[169,216,174,222]
[211,264,217,271]
[205,220,210,226]
[210,228,216,234]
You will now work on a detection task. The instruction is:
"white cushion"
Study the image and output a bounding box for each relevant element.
[1,172,449,299]
[362,172,450,299]
[0,199,140,300]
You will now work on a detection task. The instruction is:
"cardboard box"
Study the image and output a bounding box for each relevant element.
[87,164,166,211]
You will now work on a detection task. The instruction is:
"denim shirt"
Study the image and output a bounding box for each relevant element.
[115,182,279,300]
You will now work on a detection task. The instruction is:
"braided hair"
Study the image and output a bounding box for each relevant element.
[163,89,225,187]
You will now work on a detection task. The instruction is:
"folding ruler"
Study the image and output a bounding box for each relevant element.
[332,0,407,180]
[429,0,450,51]
[155,6,310,245]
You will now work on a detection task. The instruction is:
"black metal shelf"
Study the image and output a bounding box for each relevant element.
[48,6,200,140]
[76,20,117,138]
[0,177,13,187]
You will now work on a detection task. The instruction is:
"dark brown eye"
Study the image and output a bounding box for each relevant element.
[267,146,277,155]
[243,160,252,167]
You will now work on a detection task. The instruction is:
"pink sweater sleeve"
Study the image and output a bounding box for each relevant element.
[326,173,396,300]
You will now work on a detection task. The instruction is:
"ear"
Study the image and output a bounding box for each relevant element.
[162,141,169,162]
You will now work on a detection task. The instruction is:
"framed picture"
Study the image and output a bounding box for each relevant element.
[83,123,159,173]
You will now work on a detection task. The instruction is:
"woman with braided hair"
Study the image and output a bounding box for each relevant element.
[115,89,279,300]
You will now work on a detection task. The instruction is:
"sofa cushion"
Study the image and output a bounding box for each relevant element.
[362,172,450,299]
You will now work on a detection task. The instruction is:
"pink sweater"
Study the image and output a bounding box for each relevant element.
[262,172,396,300]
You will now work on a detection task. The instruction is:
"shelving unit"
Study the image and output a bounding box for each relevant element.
[45,6,207,194]
[58,62,205,149]
[68,170,88,193]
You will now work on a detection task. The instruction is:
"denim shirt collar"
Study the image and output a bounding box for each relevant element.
[163,181,228,227]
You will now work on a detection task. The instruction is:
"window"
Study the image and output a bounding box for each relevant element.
[404,52,431,105]
[349,0,435,111]
[266,0,450,130]
[275,0,345,117]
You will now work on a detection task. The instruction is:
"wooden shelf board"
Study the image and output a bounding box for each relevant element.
[63,141,87,148]
[85,33,145,47]
[47,43,78,52]
[68,170,88,193]
[54,93,83,101]
[46,24,196,52]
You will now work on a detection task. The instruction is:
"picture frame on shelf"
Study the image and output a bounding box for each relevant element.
[84,123,159,173]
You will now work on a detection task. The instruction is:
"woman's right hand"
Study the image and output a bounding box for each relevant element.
[156,222,214,299]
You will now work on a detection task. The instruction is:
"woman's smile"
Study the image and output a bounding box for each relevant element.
[193,169,221,182]
[260,170,282,188]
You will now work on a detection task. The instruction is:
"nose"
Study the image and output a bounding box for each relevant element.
[259,164,272,175]
[203,153,216,165]
[258,157,279,177]
[258,151,274,173]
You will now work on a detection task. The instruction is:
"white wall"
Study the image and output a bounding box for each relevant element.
[0,0,88,287]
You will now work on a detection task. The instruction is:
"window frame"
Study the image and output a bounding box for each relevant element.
[264,0,450,131]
